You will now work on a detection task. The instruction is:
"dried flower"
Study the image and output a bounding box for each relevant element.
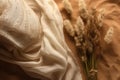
[74,18,84,37]
[104,27,114,44]
[81,56,87,62]
[78,0,86,11]
[76,16,84,31]
[64,19,75,37]
[62,1,104,80]
[74,24,81,36]
[89,69,98,73]
[89,69,98,78]
[78,0,88,19]
[62,0,73,14]
[74,36,81,47]
[97,9,105,27]
[87,42,93,53]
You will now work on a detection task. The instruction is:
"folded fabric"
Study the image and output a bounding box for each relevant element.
[0,0,82,80]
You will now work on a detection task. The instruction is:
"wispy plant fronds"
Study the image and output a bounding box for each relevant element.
[76,16,84,31]
[74,16,85,47]
[74,36,81,47]
[97,9,105,27]
[104,27,114,44]
[78,0,87,10]
[64,19,75,37]
[62,0,73,14]
[78,0,88,20]
[63,1,106,80]
[73,17,84,46]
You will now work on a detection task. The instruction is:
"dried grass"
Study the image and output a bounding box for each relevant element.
[63,0,112,80]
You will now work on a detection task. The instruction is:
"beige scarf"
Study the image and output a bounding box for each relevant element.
[0,0,82,80]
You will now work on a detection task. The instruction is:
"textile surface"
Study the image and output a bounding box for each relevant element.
[0,0,82,80]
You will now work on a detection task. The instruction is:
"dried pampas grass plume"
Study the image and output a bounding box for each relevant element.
[78,0,88,19]
[62,0,73,14]
[74,17,85,46]
[64,19,75,37]
[62,1,106,80]
[74,36,81,47]
[76,16,84,31]
[97,9,105,27]
[78,0,86,10]
[104,27,114,44]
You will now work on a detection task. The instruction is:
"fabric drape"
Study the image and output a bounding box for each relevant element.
[0,0,82,80]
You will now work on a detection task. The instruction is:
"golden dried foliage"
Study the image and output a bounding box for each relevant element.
[62,0,73,14]
[64,19,75,37]
[63,0,108,80]
[104,27,114,44]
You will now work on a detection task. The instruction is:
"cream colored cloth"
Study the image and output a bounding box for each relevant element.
[0,0,82,80]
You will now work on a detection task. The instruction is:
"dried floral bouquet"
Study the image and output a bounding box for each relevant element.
[62,0,106,80]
